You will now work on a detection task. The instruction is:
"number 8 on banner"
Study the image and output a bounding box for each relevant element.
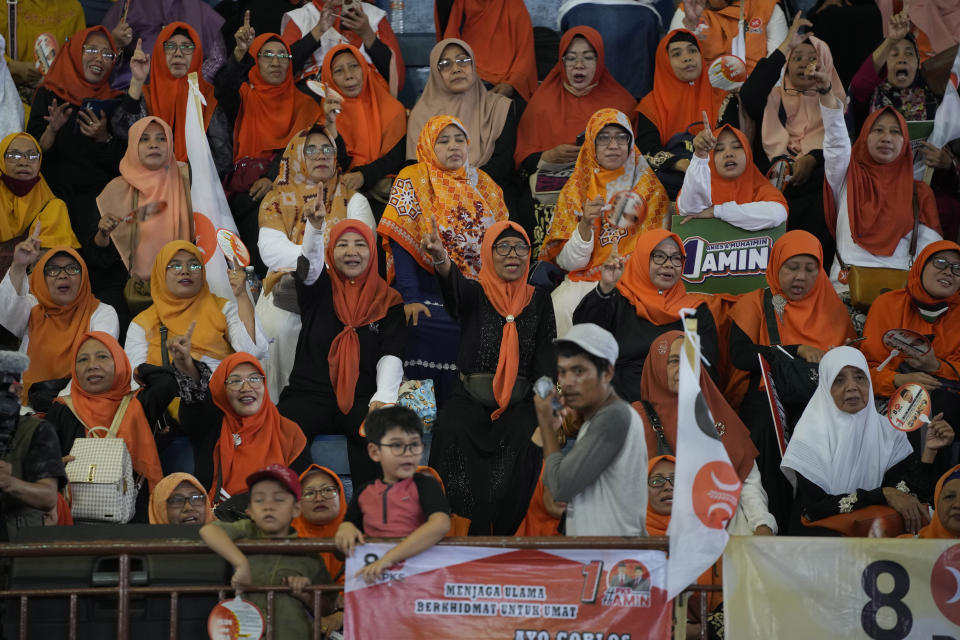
[861,561,912,640]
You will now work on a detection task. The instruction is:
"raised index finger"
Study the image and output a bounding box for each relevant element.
[244,9,251,27]
[701,110,711,133]
[185,321,196,342]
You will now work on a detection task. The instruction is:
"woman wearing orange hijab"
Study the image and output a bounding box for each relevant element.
[913,465,960,538]
[113,22,232,179]
[148,473,213,525]
[423,220,556,535]
[671,0,786,73]
[47,332,163,503]
[572,228,718,401]
[173,351,307,500]
[276,215,406,488]
[292,465,347,577]
[540,108,669,338]
[0,243,119,404]
[678,124,788,230]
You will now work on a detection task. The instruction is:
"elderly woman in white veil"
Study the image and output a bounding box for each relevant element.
[781,346,954,536]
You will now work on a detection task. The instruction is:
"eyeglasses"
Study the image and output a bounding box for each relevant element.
[224,374,265,390]
[163,42,196,54]
[4,150,40,162]
[562,52,597,64]
[258,51,292,61]
[595,132,631,148]
[650,250,683,267]
[166,262,203,273]
[648,474,675,488]
[492,242,530,257]
[302,487,339,501]
[304,144,336,158]
[929,257,960,276]
[167,494,206,508]
[43,263,82,277]
[82,46,117,61]
[437,56,472,72]
[376,441,424,456]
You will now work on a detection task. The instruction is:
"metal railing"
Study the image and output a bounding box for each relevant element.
[0,536,719,640]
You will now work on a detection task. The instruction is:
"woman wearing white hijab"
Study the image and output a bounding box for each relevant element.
[781,346,953,535]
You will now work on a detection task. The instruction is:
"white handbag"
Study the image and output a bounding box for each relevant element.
[63,395,139,523]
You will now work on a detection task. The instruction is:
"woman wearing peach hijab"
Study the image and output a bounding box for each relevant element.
[148,473,213,525]
[423,220,556,535]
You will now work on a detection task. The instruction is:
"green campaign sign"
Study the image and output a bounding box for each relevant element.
[672,215,786,295]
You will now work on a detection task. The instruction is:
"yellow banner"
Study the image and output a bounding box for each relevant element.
[724,537,960,639]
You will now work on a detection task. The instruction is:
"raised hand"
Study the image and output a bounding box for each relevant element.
[923,413,955,451]
[44,99,73,135]
[234,10,255,62]
[306,184,326,229]
[228,264,246,299]
[12,227,42,268]
[167,321,200,380]
[599,246,625,294]
[129,38,150,86]
[420,217,446,264]
[340,2,376,47]
[692,112,717,159]
[682,0,706,30]
[578,196,604,241]
[779,12,812,53]
[112,19,133,49]
[888,7,911,42]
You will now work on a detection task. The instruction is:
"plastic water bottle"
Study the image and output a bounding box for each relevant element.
[244,266,261,303]
[390,0,404,34]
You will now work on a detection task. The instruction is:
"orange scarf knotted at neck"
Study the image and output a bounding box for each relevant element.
[478,221,534,420]
[616,229,701,325]
[326,220,402,414]
[704,125,787,208]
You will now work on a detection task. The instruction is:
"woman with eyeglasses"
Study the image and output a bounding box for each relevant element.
[125,241,267,373]
[406,39,522,226]
[292,465,347,578]
[0,132,79,250]
[257,124,375,398]
[111,22,233,180]
[422,220,556,535]
[216,21,325,275]
[0,244,118,405]
[539,108,669,338]
[170,350,307,499]
[862,241,960,475]
[572,229,719,401]
[148,473,213,525]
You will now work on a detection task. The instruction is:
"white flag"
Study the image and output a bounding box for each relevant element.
[928,46,960,150]
[666,315,742,599]
[185,72,237,301]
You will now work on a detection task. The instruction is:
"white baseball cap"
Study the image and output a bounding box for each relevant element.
[554,323,618,366]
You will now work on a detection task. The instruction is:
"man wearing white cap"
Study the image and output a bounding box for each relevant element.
[534,323,648,536]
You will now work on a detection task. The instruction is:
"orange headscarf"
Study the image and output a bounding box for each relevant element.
[209,352,307,497]
[645,454,675,536]
[148,472,213,524]
[378,115,508,280]
[96,116,194,280]
[917,464,960,538]
[616,229,702,325]
[478,221,535,420]
[637,331,758,481]
[40,26,121,105]
[636,30,716,146]
[233,34,323,162]
[61,332,163,490]
[539,108,669,282]
[861,240,960,397]
[728,230,855,350]
[677,0,778,72]
[320,44,406,170]
[326,219,403,415]
[513,463,561,537]
[144,22,219,163]
[437,0,538,101]
[131,241,233,366]
[824,107,940,256]
[292,465,347,581]
[699,124,787,208]
[23,247,99,401]
[515,26,636,167]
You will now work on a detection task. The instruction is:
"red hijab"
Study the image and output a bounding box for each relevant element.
[326,219,403,414]
[616,229,701,325]
[824,107,940,256]
[514,26,635,166]
[478,221,535,420]
[210,353,306,497]
[41,26,121,105]
[701,125,787,207]
[144,22,218,162]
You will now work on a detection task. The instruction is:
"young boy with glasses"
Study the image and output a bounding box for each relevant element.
[335,406,451,583]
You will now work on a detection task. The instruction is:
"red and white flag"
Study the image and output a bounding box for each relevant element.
[667,314,742,598]
[186,72,238,300]
[928,46,960,150]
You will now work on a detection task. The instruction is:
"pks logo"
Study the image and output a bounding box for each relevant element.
[681,235,773,283]
[691,461,741,529]
[931,543,960,626]
[746,17,764,33]
[601,559,652,608]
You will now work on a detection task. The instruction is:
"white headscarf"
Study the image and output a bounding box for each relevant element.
[781,346,914,495]
[0,35,25,139]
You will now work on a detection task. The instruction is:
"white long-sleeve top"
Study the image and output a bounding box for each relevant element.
[821,101,941,282]
[555,224,595,272]
[669,5,787,59]
[0,270,119,355]
[300,220,404,405]
[730,462,779,534]
[677,154,787,230]
[257,191,375,273]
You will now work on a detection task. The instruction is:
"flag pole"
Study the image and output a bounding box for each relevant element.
[683,317,699,375]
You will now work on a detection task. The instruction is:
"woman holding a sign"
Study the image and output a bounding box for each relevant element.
[781,346,953,535]
[539,108,669,337]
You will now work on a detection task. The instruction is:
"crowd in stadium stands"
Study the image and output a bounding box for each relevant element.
[0,0,958,636]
